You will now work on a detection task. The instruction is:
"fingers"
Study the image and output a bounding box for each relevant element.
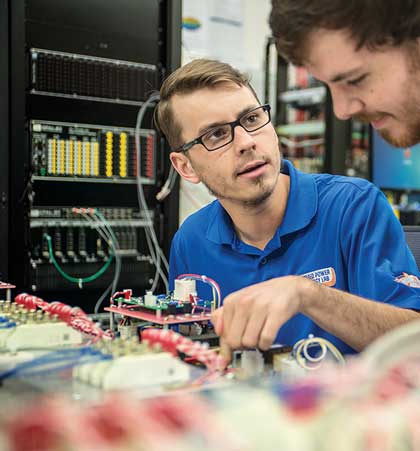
[211,308,233,362]
[224,301,249,350]
[211,307,224,335]
[219,337,233,363]
[241,307,267,349]
[258,316,279,350]
[220,291,268,350]
[212,277,301,358]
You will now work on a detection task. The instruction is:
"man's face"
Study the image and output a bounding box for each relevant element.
[170,83,281,207]
[305,29,420,148]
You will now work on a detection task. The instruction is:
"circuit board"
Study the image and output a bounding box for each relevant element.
[105,305,212,325]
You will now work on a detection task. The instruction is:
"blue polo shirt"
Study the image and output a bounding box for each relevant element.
[169,160,420,354]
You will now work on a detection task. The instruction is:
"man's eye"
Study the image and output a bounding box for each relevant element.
[244,113,258,124]
[347,74,368,87]
[207,127,229,140]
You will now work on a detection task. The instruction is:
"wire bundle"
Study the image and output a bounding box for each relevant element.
[43,207,121,314]
[72,208,121,314]
[291,335,345,370]
[135,92,169,293]
[142,328,228,372]
[0,346,109,382]
[14,293,112,341]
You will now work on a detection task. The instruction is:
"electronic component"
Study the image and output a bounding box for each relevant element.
[0,300,83,352]
[173,278,197,302]
[73,338,190,391]
[0,282,15,302]
[106,275,221,341]
[30,48,159,104]
[106,288,213,328]
[29,207,155,292]
[237,350,265,376]
[31,120,156,182]
[0,322,83,352]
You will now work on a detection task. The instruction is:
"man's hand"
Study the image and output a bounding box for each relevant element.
[211,276,314,361]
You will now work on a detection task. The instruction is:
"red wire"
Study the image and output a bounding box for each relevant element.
[14,293,105,340]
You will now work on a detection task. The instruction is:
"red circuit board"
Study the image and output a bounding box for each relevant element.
[0,282,15,290]
[105,305,212,325]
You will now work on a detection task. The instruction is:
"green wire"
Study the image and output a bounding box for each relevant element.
[44,234,114,287]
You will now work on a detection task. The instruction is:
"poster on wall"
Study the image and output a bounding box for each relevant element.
[182,0,245,67]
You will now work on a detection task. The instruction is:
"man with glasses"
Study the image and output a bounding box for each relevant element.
[155,59,420,361]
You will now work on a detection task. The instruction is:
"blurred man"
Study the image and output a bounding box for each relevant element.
[270,0,420,148]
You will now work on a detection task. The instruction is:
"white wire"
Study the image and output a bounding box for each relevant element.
[156,165,178,201]
[91,210,122,314]
[135,92,169,292]
[77,210,121,314]
[80,212,112,248]
[145,227,166,292]
[292,335,345,370]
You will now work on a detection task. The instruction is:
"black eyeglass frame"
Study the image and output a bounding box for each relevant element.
[173,104,271,153]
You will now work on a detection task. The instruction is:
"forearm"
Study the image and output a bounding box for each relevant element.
[300,278,420,351]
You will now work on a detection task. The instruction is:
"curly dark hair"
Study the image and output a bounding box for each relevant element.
[269,0,420,66]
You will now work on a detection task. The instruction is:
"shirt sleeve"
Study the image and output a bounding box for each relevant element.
[341,184,420,310]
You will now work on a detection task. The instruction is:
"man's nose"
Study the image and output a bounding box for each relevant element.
[232,124,257,153]
[330,87,364,121]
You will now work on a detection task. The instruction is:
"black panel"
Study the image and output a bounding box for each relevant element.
[25,0,161,64]
[6,0,181,309]
[32,181,156,207]
[0,0,9,280]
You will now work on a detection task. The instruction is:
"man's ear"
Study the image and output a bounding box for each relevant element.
[169,152,201,184]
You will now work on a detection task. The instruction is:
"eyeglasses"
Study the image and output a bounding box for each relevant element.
[174,104,271,152]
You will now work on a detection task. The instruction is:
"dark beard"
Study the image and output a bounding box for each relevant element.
[204,177,274,207]
[354,45,420,148]
[380,123,420,148]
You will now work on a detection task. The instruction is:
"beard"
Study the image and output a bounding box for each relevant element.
[203,175,275,207]
[354,101,420,148]
[193,153,281,207]
[380,120,420,148]
[354,47,420,148]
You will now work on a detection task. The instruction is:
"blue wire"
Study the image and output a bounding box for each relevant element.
[0,347,112,381]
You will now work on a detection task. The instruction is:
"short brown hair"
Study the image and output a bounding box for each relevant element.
[154,59,258,150]
[269,0,420,66]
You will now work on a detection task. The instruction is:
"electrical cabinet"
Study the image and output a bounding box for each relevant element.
[0,0,181,310]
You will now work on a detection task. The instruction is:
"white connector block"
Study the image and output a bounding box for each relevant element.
[0,322,83,352]
[173,279,196,302]
[74,352,190,391]
[143,290,157,307]
[240,350,265,376]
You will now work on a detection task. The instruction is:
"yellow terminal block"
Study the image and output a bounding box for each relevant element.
[51,139,57,175]
[77,141,82,175]
[69,140,74,175]
[65,140,71,175]
[85,141,91,176]
[93,142,99,177]
[106,131,113,177]
[119,133,127,177]
[59,140,65,175]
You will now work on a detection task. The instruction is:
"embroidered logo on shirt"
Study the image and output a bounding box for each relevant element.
[394,272,420,288]
[301,267,336,287]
